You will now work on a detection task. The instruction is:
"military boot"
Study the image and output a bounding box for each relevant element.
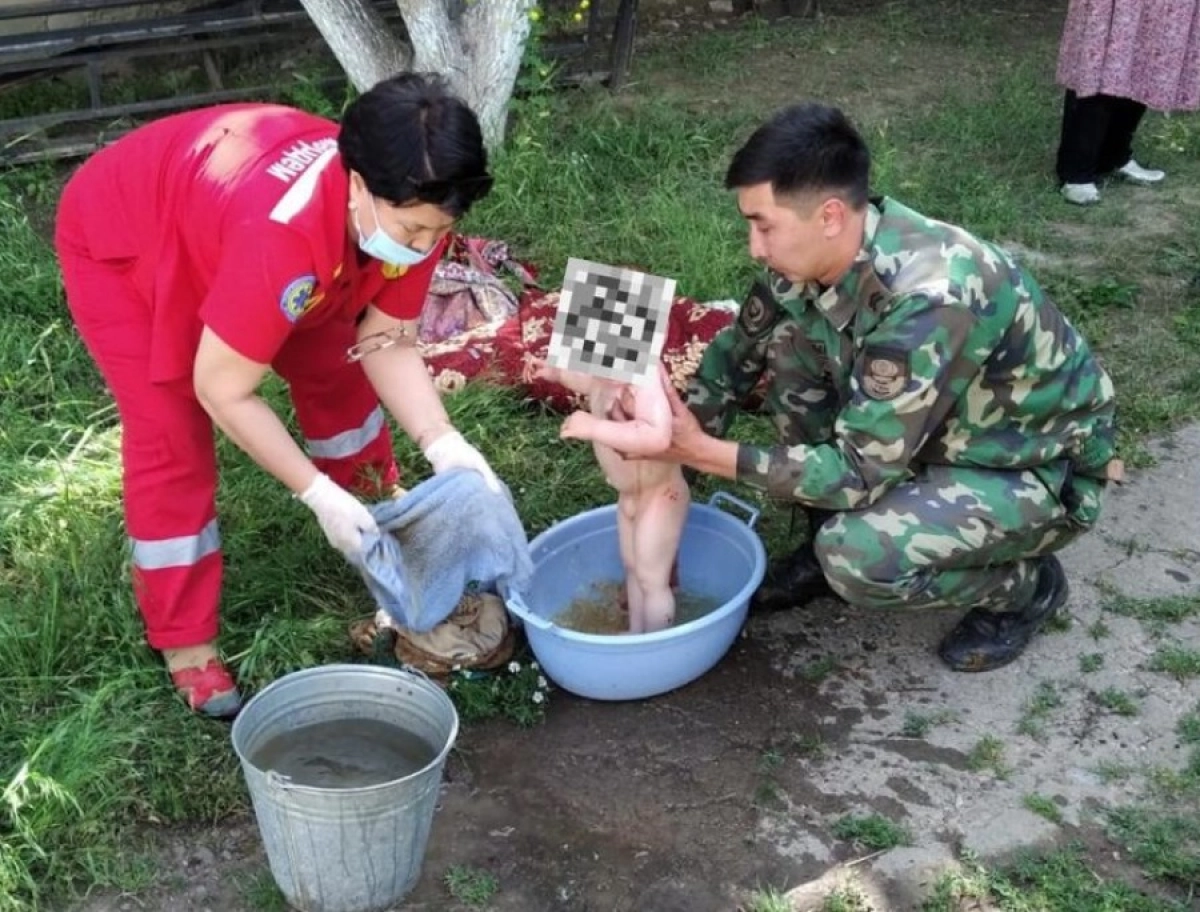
[749,510,836,613]
[937,555,1068,672]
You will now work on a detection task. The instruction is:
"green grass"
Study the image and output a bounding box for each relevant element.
[236,871,289,912]
[1148,645,1200,681]
[1099,704,1200,897]
[968,735,1010,779]
[921,846,1192,912]
[1079,653,1104,673]
[789,732,828,759]
[799,656,839,683]
[753,779,786,810]
[822,886,870,912]
[444,656,552,727]
[1022,793,1064,826]
[753,745,790,812]
[1,4,1199,909]
[900,709,957,738]
[1087,619,1111,640]
[1095,687,1141,717]
[1107,807,1200,891]
[830,813,910,852]
[1017,681,1064,738]
[743,887,792,912]
[1105,594,1200,623]
[1094,760,1136,784]
[1179,704,1200,752]
[758,749,785,774]
[443,864,499,907]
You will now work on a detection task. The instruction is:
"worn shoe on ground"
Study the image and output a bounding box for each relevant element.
[937,554,1069,673]
[1116,159,1165,185]
[1061,182,1101,205]
[750,542,835,613]
[165,645,243,719]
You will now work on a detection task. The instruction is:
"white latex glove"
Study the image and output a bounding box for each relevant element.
[423,430,502,494]
[298,473,379,558]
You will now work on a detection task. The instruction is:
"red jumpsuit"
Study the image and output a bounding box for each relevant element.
[55,104,445,651]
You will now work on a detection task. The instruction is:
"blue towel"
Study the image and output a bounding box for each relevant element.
[351,469,533,633]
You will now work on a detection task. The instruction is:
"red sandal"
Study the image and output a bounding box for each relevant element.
[169,658,243,719]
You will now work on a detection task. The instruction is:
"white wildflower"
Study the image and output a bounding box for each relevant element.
[531,661,540,670]
[434,369,467,394]
[537,676,547,689]
[508,661,521,673]
[532,691,545,704]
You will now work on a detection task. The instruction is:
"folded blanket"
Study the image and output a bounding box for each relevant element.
[352,469,533,633]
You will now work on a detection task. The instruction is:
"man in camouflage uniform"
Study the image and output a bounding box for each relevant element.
[662,103,1119,671]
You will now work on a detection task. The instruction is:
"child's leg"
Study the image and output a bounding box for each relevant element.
[616,492,646,633]
[632,473,690,633]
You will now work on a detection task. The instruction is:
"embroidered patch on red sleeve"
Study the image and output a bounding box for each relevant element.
[279,274,317,322]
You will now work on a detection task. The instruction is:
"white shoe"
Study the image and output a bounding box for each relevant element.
[1116,160,1165,184]
[1062,182,1100,205]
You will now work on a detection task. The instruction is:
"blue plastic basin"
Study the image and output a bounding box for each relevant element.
[504,493,767,701]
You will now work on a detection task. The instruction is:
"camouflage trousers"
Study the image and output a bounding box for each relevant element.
[813,462,1104,614]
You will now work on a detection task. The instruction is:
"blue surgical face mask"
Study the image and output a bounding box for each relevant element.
[354,194,433,268]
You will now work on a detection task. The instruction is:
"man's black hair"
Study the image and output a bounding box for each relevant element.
[338,72,493,217]
[725,102,870,208]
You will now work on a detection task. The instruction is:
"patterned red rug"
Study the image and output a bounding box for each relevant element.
[416,235,736,412]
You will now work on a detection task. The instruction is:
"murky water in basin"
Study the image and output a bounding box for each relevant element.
[553,579,721,635]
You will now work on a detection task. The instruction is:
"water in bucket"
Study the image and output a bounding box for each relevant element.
[250,718,437,789]
[231,665,458,912]
[553,579,720,635]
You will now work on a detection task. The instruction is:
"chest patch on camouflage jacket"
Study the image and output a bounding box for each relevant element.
[737,279,780,337]
[861,347,909,400]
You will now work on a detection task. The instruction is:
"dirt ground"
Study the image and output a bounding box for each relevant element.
[57,2,1200,911]
[71,424,1200,909]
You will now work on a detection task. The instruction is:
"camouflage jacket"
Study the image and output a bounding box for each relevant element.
[686,197,1117,511]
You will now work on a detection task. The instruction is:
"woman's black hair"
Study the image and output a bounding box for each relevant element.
[725,102,870,209]
[338,71,493,217]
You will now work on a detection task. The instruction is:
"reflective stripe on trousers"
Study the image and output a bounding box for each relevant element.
[131,518,221,570]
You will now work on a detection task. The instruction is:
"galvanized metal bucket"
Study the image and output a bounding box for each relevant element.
[230,664,458,912]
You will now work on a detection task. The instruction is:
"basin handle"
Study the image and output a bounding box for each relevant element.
[506,591,553,631]
[707,491,761,529]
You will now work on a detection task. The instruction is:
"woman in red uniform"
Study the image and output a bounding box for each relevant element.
[55,73,502,718]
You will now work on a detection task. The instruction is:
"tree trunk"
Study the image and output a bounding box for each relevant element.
[297,0,411,92]
[456,0,536,150]
[301,0,534,151]
[397,0,534,150]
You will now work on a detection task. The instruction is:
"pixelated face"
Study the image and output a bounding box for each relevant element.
[546,258,676,386]
[737,182,835,286]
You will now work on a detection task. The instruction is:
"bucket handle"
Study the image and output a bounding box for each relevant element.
[505,591,553,631]
[266,769,295,792]
[707,491,761,529]
[397,663,435,684]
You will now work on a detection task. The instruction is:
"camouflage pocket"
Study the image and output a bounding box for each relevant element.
[1062,473,1106,529]
[1032,460,1106,530]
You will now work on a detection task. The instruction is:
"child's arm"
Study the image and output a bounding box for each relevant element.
[561,367,673,457]
[522,355,596,397]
